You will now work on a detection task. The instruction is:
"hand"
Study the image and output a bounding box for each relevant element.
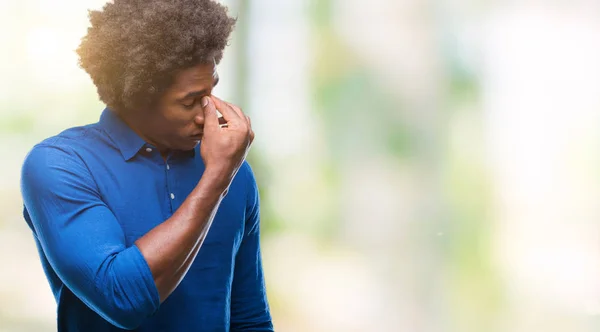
[200,95,254,185]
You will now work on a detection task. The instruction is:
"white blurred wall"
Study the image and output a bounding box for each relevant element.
[484,3,600,331]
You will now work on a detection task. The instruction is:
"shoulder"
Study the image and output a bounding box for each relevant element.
[23,129,82,171]
[23,123,108,167]
[237,161,260,215]
[238,160,259,196]
[239,160,257,183]
[28,124,104,154]
[21,126,102,187]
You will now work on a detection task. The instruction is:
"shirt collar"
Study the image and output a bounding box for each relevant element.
[98,108,197,161]
[99,108,147,161]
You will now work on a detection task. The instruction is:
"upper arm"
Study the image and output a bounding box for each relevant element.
[20,143,159,329]
[22,144,125,270]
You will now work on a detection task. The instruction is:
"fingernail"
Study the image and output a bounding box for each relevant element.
[201,97,209,107]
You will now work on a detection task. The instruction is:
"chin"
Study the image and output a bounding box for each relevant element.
[185,141,200,150]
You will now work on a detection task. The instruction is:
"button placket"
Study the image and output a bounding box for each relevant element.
[165,156,175,213]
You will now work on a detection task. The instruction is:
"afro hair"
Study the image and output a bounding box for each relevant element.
[76,0,236,113]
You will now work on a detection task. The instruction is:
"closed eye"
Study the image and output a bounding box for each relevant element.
[182,100,196,109]
[177,75,219,109]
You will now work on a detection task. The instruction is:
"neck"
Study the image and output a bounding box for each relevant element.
[118,110,170,156]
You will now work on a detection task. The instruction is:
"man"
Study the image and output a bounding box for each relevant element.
[20,0,273,331]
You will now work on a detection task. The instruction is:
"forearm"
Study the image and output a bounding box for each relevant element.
[135,166,233,302]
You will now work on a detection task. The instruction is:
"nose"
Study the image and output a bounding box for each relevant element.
[194,113,204,126]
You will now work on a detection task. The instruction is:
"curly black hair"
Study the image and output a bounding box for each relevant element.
[76,0,236,113]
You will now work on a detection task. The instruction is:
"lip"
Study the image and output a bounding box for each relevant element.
[190,133,203,140]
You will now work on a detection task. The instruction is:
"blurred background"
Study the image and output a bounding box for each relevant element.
[1,0,600,331]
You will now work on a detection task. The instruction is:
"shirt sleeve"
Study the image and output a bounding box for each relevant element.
[229,163,274,331]
[20,143,160,330]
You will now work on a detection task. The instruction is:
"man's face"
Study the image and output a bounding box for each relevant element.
[142,62,219,151]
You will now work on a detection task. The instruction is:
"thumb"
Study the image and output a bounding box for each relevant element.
[202,96,219,129]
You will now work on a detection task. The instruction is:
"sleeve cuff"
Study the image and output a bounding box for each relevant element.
[114,244,161,316]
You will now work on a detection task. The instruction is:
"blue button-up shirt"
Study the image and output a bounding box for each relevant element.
[20,109,273,331]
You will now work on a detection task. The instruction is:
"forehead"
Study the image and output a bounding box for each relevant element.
[170,62,217,92]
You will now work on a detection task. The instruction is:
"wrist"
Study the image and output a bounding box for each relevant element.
[200,165,234,193]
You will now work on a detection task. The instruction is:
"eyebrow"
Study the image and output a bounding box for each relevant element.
[177,75,220,101]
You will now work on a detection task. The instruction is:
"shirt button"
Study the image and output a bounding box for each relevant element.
[170,193,175,200]
[145,147,153,153]
[166,164,170,170]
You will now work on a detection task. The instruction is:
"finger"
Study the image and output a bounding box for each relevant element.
[201,96,220,130]
[211,95,241,122]
[246,115,255,143]
[249,127,255,143]
[225,101,246,121]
